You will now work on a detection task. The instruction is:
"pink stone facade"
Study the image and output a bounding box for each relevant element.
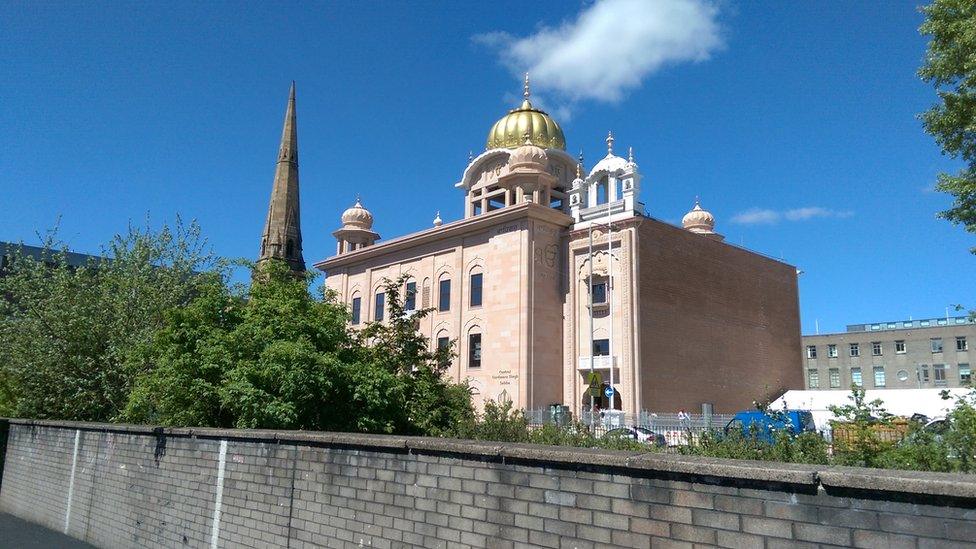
[315,89,803,416]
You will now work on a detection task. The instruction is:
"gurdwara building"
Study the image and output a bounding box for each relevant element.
[259,80,804,415]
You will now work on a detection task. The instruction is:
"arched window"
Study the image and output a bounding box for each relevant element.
[435,330,451,367]
[404,279,417,311]
[596,177,609,205]
[350,292,362,325]
[438,274,452,312]
[467,327,482,369]
[469,270,483,307]
[261,238,267,256]
[374,290,385,322]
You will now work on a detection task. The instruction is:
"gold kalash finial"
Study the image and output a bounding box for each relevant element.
[523,73,531,100]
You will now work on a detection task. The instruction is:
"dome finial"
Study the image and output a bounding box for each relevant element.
[433,210,443,227]
[628,146,634,164]
[606,131,614,155]
[575,161,582,179]
[468,150,474,163]
[523,72,530,100]
[355,193,362,207]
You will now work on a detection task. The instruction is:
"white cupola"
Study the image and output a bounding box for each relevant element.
[682,198,724,241]
[333,196,380,254]
[568,131,643,222]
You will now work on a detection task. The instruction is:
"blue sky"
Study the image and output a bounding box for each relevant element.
[1,1,971,334]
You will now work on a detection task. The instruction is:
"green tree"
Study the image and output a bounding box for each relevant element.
[919,0,976,250]
[124,264,474,435]
[0,219,214,421]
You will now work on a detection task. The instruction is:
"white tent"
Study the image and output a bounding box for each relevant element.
[770,388,971,431]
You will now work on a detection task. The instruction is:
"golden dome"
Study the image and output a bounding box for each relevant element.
[486,75,566,151]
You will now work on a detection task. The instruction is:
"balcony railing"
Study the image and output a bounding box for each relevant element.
[578,355,616,370]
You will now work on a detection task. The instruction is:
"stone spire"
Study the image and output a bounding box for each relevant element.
[258,82,305,272]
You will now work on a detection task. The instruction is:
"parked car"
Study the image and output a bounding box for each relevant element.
[604,426,667,447]
[725,410,817,443]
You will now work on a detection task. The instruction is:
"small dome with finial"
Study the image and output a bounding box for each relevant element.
[486,73,566,150]
[433,211,443,227]
[507,131,549,171]
[682,198,716,234]
[341,196,374,229]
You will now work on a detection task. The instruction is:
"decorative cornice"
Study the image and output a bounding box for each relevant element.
[315,202,572,271]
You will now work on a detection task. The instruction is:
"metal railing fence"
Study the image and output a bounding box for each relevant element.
[524,408,735,447]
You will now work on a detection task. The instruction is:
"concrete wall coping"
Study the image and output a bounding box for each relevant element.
[7,418,976,500]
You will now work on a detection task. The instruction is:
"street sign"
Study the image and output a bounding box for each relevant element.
[604,386,615,398]
[587,372,602,386]
[587,372,603,398]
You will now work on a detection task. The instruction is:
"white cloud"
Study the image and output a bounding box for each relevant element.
[731,209,781,225]
[732,207,853,225]
[474,0,723,104]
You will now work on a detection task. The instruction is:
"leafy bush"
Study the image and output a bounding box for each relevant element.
[828,385,897,467]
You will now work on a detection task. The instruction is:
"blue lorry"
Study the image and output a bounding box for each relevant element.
[725,409,817,443]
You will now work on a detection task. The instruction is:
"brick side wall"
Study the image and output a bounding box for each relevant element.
[3,420,976,549]
[637,218,805,413]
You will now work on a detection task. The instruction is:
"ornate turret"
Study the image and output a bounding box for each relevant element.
[258,82,305,272]
[568,131,643,222]
[486,74,566,150]
[334,197,379,254]
[497,133,556,204]
[682,198,724,241]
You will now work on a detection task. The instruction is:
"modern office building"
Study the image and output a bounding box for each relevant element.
[0,242,100,273]
[802,316,975,390]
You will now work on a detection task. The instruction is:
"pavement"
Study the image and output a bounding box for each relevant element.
[0,513,95,548]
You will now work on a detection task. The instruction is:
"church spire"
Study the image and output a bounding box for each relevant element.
[258,82,305,272]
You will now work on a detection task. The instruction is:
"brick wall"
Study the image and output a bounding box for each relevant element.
[2,420,975,548]
[637,218,805,413]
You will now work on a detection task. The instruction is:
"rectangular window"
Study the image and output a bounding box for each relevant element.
[872,342,882,356]
[468,333,482,368]
[591,282,607,305]
[807,369,820,389]
[873,366,886,387]
[829,368,840,388]
[957,336,968,351]
[404,281,417,311]
[960,364,972,385]
[438,279,451,312]
[374,292,385,322]
[895,340,906,354]
[827,344,838,358]
[351,297,361,325]
[920,365,930,383]
[851,367,862,387]
[593,339,610,356]
[806,345,817,359]
[437,336,451,367]
[934,364,947,386]
[932,338,943,353]
[470,273,483,307]
[849,343,859,357]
